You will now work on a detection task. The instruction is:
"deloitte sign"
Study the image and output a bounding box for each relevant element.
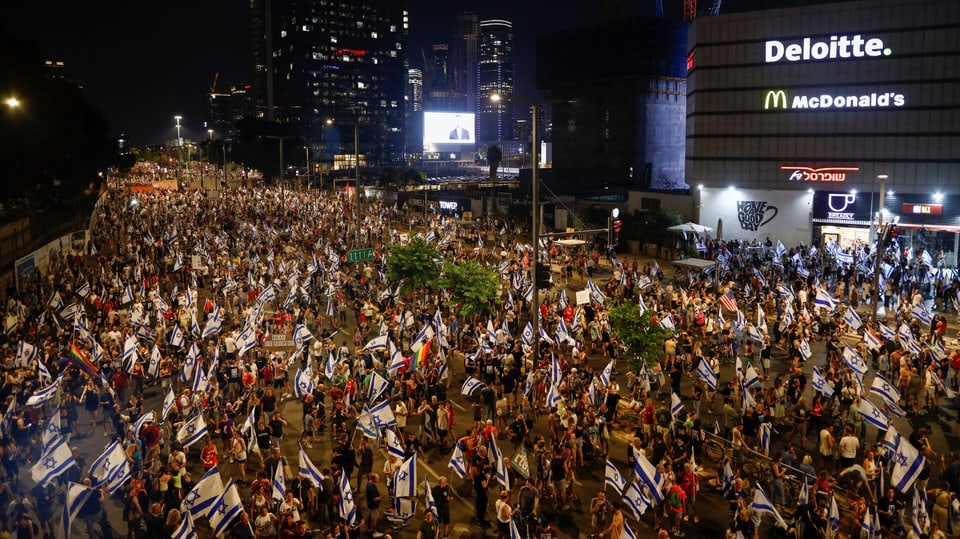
[765,34,892,63]
[763,89,905,110]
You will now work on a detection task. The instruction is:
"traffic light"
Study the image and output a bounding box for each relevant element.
[613,219,622,233]
[535,262,551,289]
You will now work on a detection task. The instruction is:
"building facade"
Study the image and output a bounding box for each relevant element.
[476,19,515,144]
[687,0,960,256]
[537,16,689,193]
[251,0,408,164]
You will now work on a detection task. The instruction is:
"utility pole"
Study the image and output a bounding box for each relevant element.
[871,173,888,321]
[266,135,293,202]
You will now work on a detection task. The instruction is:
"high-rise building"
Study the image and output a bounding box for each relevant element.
[250,0,408,164]
[431,44,450,90]
[426,43,464,111]
[477,19,514,144]
[405,68,423,155]
[249,0,274,120]
[456,12,479,114]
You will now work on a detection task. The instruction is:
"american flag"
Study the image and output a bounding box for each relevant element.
[719,290,739,312]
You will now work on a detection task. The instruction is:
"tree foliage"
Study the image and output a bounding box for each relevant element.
[625,208,683,247]
[439,259,502,320]
[606,302,672,374]
[385,237,441,293]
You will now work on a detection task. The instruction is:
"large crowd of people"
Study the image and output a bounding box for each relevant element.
[0,173,957,539]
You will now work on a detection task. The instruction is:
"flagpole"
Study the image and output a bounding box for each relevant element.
[871,174,887,322]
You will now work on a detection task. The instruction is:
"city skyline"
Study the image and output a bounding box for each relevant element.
[3,0,827,144]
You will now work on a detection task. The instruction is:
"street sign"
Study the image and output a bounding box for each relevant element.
[347,248,375,263]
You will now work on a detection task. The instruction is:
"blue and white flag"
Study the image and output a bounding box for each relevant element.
[461,376,484,397]
[671,391,684,416]
[759,423,771,454]
[170,512,197,539]
[605,460,626,496]
[842,345,868,375]
[25,375,62,408]
[752,485,787,528]
[294,368,314,398]
[272,456,286,501]
[913,486,930,538]
[696,360,718,390]
[161,386,176,422]
[843,307,862,330]
[622,482,650,520]
[63,482,97,539]
[601,360,614,386]
[17,340,38,367]
[828,495,841,537]
[181,466,224,517]
[192,366,211,394]
[180,342,200,383]
[891,436,925,492]
[384,428,406,459]
[448,442,467,479]
[877,323,896,340]
[521,322,534,346]
[294,446,323,487]
[798,338,812,360]
[394,455,417,498]
[742,364,761,389]
[863,330,882,351]
[722,459,735,496]
[550,354,563,388]
[369,400,397,427]
[368,371,390,402]
[632,451,664,504]
[74,282,91,299]
[424,478,439,518]
[621,523,638,539]
[169,324,185,348]
[356,407,379,439]
[31,435,76,486]
[814,288,837,311]
[811,367,834,398]
[177,414,209,449]
[797,479,809,507]
[89,439,128,487]
[364,334,389,352]
[870,375,901,406]
[546,383,562,409]
[293,324,314,348]
[190,312,201,339]
[326,352,338,380]
[206,480,244,536]
[911,303,933,326]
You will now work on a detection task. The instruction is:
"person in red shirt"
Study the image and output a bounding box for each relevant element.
[201,437,218,470]
[679,462,699,523]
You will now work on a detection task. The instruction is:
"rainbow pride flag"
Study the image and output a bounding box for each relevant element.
[412,339,431,372]
[69,343,99,376]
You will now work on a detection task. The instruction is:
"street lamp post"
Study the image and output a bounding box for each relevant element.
[491,93,543,362]
[326,119,362,242]
[174,115,183,178]
[266,135,293,202]
[4,97,20,110]
[871,173,888,321]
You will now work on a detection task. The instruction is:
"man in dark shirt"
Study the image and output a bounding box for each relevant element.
[230,511,256,539]
[432,477,452,538]
[365,474,384,537]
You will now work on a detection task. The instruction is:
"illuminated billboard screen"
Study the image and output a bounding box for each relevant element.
[423,112,475,145]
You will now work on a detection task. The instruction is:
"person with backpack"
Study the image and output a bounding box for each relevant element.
[666,482,687,536]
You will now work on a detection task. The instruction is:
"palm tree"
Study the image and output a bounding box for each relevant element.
[486,144,503,180]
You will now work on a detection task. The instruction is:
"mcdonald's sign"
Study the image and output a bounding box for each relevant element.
[764,90,788,110]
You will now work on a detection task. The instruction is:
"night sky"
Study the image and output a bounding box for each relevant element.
[3,0,824,145]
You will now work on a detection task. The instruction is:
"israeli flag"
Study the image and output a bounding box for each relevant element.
[697,360,718,390]
[461,376,484,397]
[181,343,200,383]
[190,312,201,339]
[368,371,390,402]
[294,369,314,398]
[384,428,406,459]
[671,391,684,416]
[814,288,838,311]
[170,512,196,539]
[632,451,664,504]
[161,387,177,422]
[257,285,278,305]
[177,414,209,449]
[546,383,562,408]
[369,400,397,427]
[180,466,224,517]
[550,354,563,388]
[364,334,389,352]
[30,435,76,486]
[169,324,185,348]
[863,330,882,351]
[878,323,896,340]
[913,486,931,537]
[828,495,841,534]
[521,322,534,346]
[448,443,468,479]
[25,376,62,408]
[811,367,834,398]
[623,482,650,520]
[356,407,379,439]
[206,481,244,536]
[752,485,787,528]
[17,340,38,366]
[293,324,314,348]
[742,364,761,389]
[394,455,417,498]
[605,460,626,496]
[843,307,863,330]
[759,423,771,454]
[891,436,925,492]
[858,398,889,431]
[601,360,614,386]
[298,444,325,488]
[798,338,812,360]
[271,458,286,501]
[870,375,901,406]
[722,459,735,496]
[842,345,868,375]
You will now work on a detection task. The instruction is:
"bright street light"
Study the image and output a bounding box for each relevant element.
[4,97,20,109]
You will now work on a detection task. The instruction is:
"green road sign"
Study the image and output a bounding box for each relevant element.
[347,248,375,263]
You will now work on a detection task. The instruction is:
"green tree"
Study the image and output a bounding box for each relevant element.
[606,303,672,373]
[385,237,442,294]
[439,259,502,320]
[627,208,683,247]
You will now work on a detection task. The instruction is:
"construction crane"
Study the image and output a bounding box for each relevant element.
[209,72,220,94]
